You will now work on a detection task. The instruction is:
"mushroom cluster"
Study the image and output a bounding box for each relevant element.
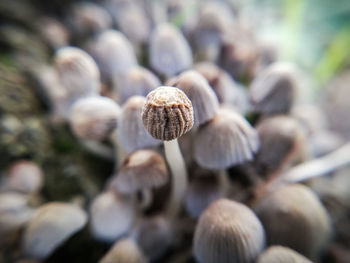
[1,0,350,263]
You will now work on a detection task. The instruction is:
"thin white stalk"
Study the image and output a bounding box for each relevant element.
[164,139,188,218]
[283,142,350,183]
[139,189,153,210]
[109,130,127,170]
[80,139,114,160]
[218,170,230,196]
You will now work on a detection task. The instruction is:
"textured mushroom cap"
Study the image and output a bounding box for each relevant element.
[149,23,192,77]
[194,107,259,169]
[3,160,43,194]
[118,66,161,104]
[142,86,194,141]
[69,96,120,141]
[250,62,299,115]
[90,191,135,242]
[99,237,147,263]
[118,96,161,152]
[134,215,173,261]
[193,198,265,263]
[254,184,331,259]
[90,29,137,78]
[255,115,306,176]
[257,246,312,263]
[167,70,219,126]
[22,202,87,259]
[185,168,224,218]
[110,149,168,194]
[54,46,100,99]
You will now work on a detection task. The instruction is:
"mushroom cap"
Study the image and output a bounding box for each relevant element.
[149,23,192,77]
[250,62,299,115]
[110,149,168,194]
[194,107,259,169]
[69,96,120,141]
[254,184,331,259]
[118,96,162,152]
[22,202,87,259]
[99,237,147,263]
[254,115,306,176]
[167,70,219,126]
[54,46,100,99]
[257,246,313,263]
[193,198,265,263]
[3,160,43,194]
[142,86,194,141]
[118,66,161,104]
[90,191,135,242]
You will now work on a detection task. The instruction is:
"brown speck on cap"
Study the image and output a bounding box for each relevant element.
[110,149,168,194]
[257,246,312,263]
[193,198,265,263]
[142,86,194,141]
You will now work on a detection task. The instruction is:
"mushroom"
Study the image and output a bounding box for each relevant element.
[21,202,87,260]
[142,86,194,217]
[167,70,219,127]
[254,184,331,260]
[89,190,135,242]
[99,237,147,263]
[257,246,313,263]
[149,23,192,78]
[193,198,265,263]
[109,149,169,209]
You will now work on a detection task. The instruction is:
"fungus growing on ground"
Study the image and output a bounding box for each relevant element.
[193,198,265,263]
[142,86,194,216]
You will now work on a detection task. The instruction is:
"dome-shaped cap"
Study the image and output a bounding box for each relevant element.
[149,23,192,77]
[110,149,168,194]
[167,70,219,126]
[254,184,331,259]
[257,246,312,263]
[118,96,162,152]
[142,86,194,141]
[193,198,265,263]
[69,96,120,141]
[194,107,259,169]
[22,202,87,259]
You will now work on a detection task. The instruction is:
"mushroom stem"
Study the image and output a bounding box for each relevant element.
[164,139,188,218]
[218,170,230,196]
[282,142,350,182]
[109,130,127,169]
[139,189,153,210]
[80,139,114,160]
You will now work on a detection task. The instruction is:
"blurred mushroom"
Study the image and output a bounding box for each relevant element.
[99,237,147,263]
[149,23,192,78]
[167,70,219,126]
[89,190,135,242]
[254,184,331,260]
[22,202,87,260]
[36,17,69,50]
[257,246,312,263]
[193,198,265,263]
[142,86,194,217]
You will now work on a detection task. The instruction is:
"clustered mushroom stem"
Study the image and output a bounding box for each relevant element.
[80,139,114,160]
[282,141,350,183]
[164,139,188,218]
[109,131,127,169]
[139,189,153,210]
[218,169,230,196]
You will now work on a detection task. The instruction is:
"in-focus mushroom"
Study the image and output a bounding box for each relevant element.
[193,198,265,263]
[22,202,87,260]
[142,86,194,216]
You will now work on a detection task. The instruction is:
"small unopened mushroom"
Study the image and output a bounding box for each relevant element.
[117,96,162,153]
[22,202,87,260]
[250,62,299,115]
[89,190,135,242]
[167,70,219,126]
[254,184,331,260]
[193,198,265,263]
[99,237,147,263]
[2,160,43,194]
[149,23,192,77]
[194,107,259,169]
[118,66,161,104]
[257,246,312,263]
[69,96,120,141]
[132,215,173,261]
[142,86,194,216]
